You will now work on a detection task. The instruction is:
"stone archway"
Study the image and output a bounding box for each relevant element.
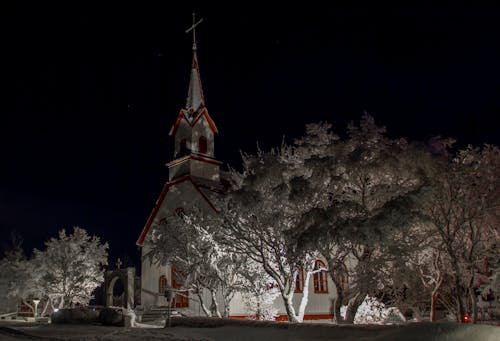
[104,268,135,309]
[107,276,125,307]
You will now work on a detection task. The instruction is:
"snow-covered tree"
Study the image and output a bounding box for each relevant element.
[0,240,28,313]
[418,144,500,322]
[0,233,49,315]
[295,115,428,323]
[148,209,243,318]
[33,227,108,309]
[239,260,280,320]
[222,144,327,323]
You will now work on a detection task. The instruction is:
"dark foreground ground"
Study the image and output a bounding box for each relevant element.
[0,317,498,341]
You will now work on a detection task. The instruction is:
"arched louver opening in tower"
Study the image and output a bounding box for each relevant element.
[199,136,207,154]
[180,138,188,156]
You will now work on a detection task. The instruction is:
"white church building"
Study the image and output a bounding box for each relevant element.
[136,17,335,321]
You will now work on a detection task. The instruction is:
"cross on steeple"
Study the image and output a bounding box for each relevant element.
[185,13,203,51]
[116,258,122,269]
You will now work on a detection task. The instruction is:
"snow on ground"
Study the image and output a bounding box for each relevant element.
[1,319,499,341]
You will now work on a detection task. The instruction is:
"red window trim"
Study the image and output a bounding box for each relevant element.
[313,260,328,294]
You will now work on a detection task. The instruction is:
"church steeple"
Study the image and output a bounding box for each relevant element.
[186,47,205,113]
[167,14,221,182]
[185,14,205,114]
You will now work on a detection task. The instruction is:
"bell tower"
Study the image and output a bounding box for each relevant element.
[167,14,221,182]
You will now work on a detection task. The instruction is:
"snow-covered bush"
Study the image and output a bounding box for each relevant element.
[340,296,403,324]
[241,289,279,321]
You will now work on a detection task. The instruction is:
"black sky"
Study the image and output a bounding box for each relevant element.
[1,4,499,267]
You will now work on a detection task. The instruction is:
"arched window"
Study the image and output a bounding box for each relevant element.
[159,275,167,294]
[294,270,304,293]
[180,138,188,156]
[313,260,328,294]
[199,136,208,154]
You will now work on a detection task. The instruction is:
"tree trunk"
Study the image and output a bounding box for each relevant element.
[411,306,422,322]
[430,274,443,322]
[344,292,366,324]
[469,289,478,324]
[451,260,466,322]
[223,300,230,318]
[210,290,222,318]
[40,300,50,317]
[283,293,299,322]
[325,257,346,324]
[222,289,234,318]
[332,282,344,324]
[296,271,313,322]
[21,298,34,315]
[58,296,65,309]
[431,291,439,322]
[196,291,212,317]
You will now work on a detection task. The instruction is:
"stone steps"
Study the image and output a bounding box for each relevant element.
[138,307,183,322]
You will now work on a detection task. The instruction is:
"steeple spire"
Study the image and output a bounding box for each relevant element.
[185,13,205,113]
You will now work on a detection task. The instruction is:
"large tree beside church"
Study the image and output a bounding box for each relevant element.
[295,116,430,323]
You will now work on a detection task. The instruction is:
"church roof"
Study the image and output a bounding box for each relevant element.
[136,175,220,247]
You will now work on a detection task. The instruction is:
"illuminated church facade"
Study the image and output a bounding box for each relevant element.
[136,19,335,320]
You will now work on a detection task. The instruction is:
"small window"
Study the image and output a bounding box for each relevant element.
[294,270,304,293]
[159,275,167,294]
[199,136,208,154]
[180,139,188,156]
[313,260,328,294]
[175,207,185,216]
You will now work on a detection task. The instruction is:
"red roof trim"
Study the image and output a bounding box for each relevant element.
[166,155,223,168]
[169,110,186,137]
[136,176,219,247]
[191,155,223,165]
[136,176,190,246]
[165,155,190,168]
[192,108,218,134]
[169,107,218,137]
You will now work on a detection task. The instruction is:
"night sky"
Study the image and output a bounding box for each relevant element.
[1,4,499,268]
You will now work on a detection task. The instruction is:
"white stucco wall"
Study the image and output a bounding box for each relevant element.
[140,242,168,309]
[228,267,335,318]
